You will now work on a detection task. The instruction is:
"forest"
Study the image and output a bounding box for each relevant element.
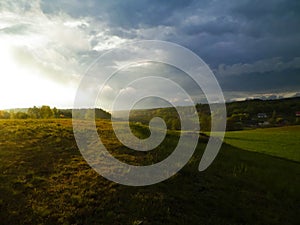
[1,97,300,131]
[128,97,300,131]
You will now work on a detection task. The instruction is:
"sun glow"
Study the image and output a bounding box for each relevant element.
[0,43,76,109]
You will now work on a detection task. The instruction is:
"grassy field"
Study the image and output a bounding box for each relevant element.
[224,126,300,162]
[0,119,299,225]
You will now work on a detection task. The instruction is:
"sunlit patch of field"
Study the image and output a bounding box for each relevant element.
[224,126,300,162]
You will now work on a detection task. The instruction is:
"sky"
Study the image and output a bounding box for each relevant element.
[0,0,299,110]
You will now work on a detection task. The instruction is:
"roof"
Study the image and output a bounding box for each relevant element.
[257,113,267,118]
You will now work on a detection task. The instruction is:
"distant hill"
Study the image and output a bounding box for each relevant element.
[1,97,299,130]
[226,96,300,118]
[72,108,111,119]
[113,97,300,131]
[224,97,300,130]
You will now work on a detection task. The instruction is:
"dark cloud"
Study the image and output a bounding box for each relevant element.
[220,68,300,92]
[40,0,300,61]
[41,0,195,28]
[183,16,240,36]
[40,0,300,95]
[232,0,300,21]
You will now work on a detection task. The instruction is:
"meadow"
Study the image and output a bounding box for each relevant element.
[0,119,299,225]
[224,126,300,162]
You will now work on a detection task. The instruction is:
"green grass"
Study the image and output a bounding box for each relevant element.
[0,119,299,224]
[224,126,300,162]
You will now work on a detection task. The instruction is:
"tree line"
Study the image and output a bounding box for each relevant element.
[126,97,300,131]
[0,106,111,120]
[1,97,299,131]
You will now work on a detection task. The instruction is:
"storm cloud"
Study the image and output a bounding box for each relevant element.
[0,0,299,108]
[40,0,300,79]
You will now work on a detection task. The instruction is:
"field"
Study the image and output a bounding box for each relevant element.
[224,126,300,162]
[0,119,299,225]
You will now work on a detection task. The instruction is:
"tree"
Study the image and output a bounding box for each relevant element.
[52,107,59,118]
[27,106,41,119]
[276,117,284,124]
[40,105,53,119]
[171,118,180,130]
[58,109,72,118]
[0,110,10,119]
[9,110,15,119]
[269,110,277,124]
[15,112,28,119]
[200,114,211,131]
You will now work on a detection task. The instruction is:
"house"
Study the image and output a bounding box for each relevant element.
[296,111,300,117]
[257,113,267,119]
[258,121,270,126]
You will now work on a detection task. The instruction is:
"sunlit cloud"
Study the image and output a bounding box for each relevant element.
[0,0,126,109]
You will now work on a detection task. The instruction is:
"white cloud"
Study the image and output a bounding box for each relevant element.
[0,0,134,108]
[119,87,136,95]
[63,20,90,28]
[0,1,92,76]
[92,34,128,51]
[225,91,300,102]
[134,25,175,40]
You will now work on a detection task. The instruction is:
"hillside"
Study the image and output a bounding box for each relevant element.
[0,119,299,224]
[115,97,300,131]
